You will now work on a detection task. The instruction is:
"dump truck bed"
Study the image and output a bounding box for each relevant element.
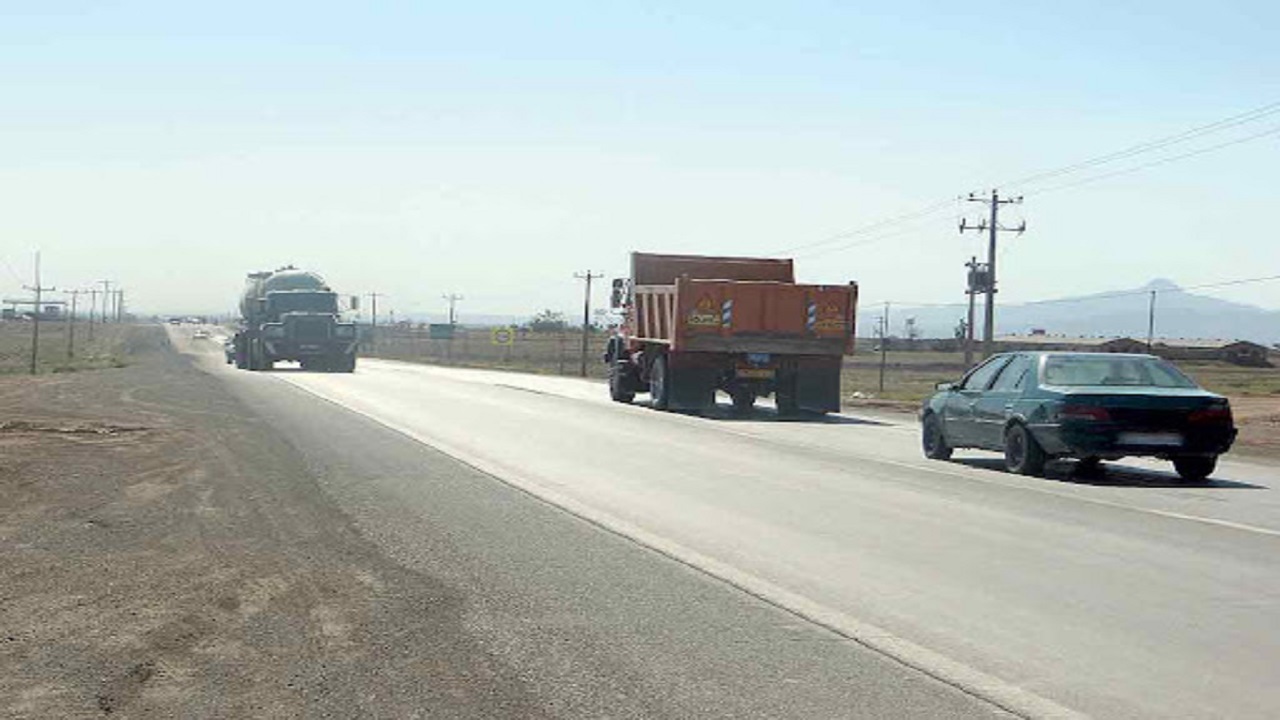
[628,253,857,355]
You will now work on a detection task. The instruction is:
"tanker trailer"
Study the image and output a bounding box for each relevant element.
[233,267,358,372]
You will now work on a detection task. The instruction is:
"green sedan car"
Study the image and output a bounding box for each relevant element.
[919,352,1237,482]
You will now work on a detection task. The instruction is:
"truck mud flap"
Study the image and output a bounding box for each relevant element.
[794,358,842,413]
[668,365,718,411]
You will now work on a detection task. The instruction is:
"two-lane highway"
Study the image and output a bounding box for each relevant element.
[185,330,1280,718]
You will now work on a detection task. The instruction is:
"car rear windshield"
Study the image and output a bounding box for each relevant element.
[1041,355,1199,388]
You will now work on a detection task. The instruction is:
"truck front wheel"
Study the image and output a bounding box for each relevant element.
[609,361,636,403]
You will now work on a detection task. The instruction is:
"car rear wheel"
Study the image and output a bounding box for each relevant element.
[921,414,953,460]
[1004,423,1046,476]
[1173,455,1217,483]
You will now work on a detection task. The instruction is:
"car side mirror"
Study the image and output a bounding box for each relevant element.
[936,381,956,391]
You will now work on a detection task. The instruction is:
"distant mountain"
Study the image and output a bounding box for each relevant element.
[860,280,1280,346]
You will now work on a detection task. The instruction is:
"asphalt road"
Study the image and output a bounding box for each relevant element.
[184,329,1280,718]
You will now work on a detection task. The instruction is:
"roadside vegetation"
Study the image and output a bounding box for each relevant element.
[0,321,143,375]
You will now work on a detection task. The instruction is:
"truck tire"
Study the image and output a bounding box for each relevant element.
[609,361,636,403]
[338,354,357,373]
[775,376,799,417]
[649,355,671,410]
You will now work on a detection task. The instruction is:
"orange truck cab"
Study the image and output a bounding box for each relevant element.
[604,252,858,414]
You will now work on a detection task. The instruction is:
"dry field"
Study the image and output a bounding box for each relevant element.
[0,320,138,375]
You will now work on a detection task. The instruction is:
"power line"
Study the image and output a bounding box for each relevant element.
[775,197,957,256]
[777,100,1280,261]
[1003,99,1280,190]
[1024,122,1280,197]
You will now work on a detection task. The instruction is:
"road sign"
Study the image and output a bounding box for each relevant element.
[491,326,515,346]
[428,323,455,340]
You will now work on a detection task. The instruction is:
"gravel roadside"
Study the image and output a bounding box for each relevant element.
[0,328,547,718]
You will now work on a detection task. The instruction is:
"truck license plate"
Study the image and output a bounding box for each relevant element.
[1118,432,1183,447]
[736,368,775,379]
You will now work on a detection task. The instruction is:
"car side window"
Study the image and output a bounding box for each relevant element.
[991,355,1032,392]
[959,356,1012,391]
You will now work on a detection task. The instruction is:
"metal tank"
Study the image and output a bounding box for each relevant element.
[240,268,330,322]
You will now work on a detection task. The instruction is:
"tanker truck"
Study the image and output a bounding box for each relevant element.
[233,267,358,372]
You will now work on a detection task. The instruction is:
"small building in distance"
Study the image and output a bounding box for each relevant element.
[1153,339,1273,367]
[995,333,1272,367]
[995,334,1148,354]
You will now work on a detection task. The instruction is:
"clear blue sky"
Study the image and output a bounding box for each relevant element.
[2,1,1278,321]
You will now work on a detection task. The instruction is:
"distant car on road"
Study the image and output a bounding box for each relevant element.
[920,352,1236,482]
[193,329,210,339]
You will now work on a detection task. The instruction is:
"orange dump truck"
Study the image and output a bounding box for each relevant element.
[604,252,858,414]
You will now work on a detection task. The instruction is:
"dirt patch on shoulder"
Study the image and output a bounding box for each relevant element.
[0,334,547,718]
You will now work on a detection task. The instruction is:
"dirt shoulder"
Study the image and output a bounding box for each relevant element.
[0,327,545,718]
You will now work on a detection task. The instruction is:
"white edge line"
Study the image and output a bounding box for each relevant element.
[275,374,1086,720]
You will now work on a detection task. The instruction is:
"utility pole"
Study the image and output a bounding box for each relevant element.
[115,289,125,322]
[878,301,890,392]
[960,190,1026,358]
[1146,290,1157,351]
[24,252,56,375]
[441,293,463,326]
[87,289,98,341]
[963,256,984,368]
[98,280,113,324]
[574,271,603,378]
[367,292,385,346]
[63,289,83,359]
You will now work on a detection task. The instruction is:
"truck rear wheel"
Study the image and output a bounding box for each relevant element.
[649,355,671,410]
[775,376,799,416]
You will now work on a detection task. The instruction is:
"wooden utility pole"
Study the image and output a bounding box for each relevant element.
[1146,290,1157,350]
[63,289,83,359]
[25,252,56,374]
[574,271,603,377]
[87,289,98,341]
[441,293,463,326]
[878,301,890,392]
[98,280,113,324]
[960,190,1026,358]
[963,256,983,368]
[365,292,385,347]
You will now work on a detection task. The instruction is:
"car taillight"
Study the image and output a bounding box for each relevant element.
[1060,404,1111,421]
[1188,405,1233,424]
